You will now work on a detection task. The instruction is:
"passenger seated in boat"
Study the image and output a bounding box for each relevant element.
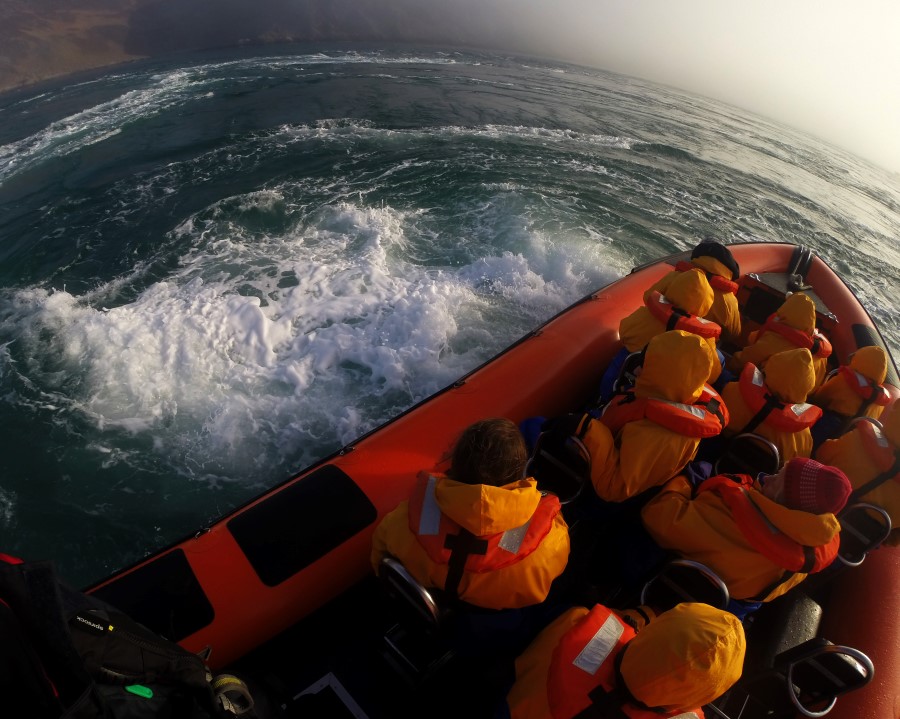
[727,292,832,388]
[577,330,727,504]
[643,238,742,346]
[809,346,891,450]
[504,601,745,719]
[370,418,571,650]
[598,266,721,403]
[815,403,900,546]
[640,457,851,618]
[713,348,822,464]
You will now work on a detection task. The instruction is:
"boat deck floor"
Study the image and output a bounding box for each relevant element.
[229,576,513,719]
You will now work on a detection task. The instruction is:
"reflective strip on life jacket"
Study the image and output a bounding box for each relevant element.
[645,291,722,339]
[547,605,631,719]
[675,259,739,294]
[839,367,891,407]
[417,474,443,536]
[698,475,839,576]
[737,364,822,432]
[760,315,833,359]
[407,472,561,574]
[547,606,702,719]
[601,385,729,439]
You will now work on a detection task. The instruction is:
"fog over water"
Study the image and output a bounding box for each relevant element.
[2,1,899,172]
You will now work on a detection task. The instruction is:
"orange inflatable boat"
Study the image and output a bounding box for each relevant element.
[86,242,900,719]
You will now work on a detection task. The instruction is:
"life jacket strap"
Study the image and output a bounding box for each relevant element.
[741,392,782,435]
[573,685,631,719]
[851,385,888,427]
[747,570,795,603]
[666,307,687,331]
[848,452,900,504]
[443,528,489,600]
[706,396,727,430]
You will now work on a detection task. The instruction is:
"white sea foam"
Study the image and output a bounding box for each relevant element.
[0,70,214,182]
[1,198,613,482]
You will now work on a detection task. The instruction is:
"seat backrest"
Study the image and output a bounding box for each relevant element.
[842,415,883,435]
[776,638,875,718]
[526,430,590,504]
[639,558,730,612]
[378,556,446,634]
[715,433,781,477]
[712,638,874,719]
[613,350,645,395]
[837,502,892,567]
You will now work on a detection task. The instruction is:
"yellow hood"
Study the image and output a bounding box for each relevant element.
[692,254,733,280]
[665,267,715,317]
[764,348,816,404]
[774,293,816,335]
[434,476,541,536]
[620,602,746,711]
[849,346,888,384]
[635,330,715,404]
[746,486,842,545]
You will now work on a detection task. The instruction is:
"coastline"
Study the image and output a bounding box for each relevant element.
[0,0,476,95]
[0,4,145,93]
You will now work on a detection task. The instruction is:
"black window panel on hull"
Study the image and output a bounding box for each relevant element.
[228,464,378,587]
[90,548,214,643]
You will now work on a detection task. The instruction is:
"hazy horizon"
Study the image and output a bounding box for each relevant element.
[1,0,898,175]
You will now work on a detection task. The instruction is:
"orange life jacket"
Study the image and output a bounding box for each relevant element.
[838,366,891,408]
[857,421,900,478]
[546,605,703,719]
[759,315,832,359]
[697,475,839,577]
[601,385,729,439]
[736,364,822,432]
[407,472,561,578]
[675,260,739,294]
[644,291,722,339]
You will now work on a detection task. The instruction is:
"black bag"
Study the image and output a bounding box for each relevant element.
[0,556,230,719]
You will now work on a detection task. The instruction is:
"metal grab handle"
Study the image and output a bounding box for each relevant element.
[785,645,874,718]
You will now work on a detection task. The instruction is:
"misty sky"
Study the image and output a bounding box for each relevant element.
[2,0,898,174]
[500,0,899,174]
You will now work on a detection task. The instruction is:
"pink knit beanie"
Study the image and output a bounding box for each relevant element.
[783,458,852,514]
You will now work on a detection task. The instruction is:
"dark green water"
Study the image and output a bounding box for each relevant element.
[1,46,898,586]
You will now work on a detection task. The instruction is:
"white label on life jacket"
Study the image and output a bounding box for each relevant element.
[669,713,700,719]
[498,519,531,554]
[791,403,813,416]
[418,475,442,536]
[573,614,624,675]
[752,367,765,387]
[854,371,871,388]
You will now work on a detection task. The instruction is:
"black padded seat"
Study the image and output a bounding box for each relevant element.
[715,433,781,477]
[639,558,730,613]
[527,429,590,505]
[378,556,455,685]
[836,502,892,567]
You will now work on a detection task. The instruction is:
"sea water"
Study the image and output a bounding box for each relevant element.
[1,46,899,587]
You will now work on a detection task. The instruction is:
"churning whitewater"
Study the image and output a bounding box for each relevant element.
[1,47,899,586]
